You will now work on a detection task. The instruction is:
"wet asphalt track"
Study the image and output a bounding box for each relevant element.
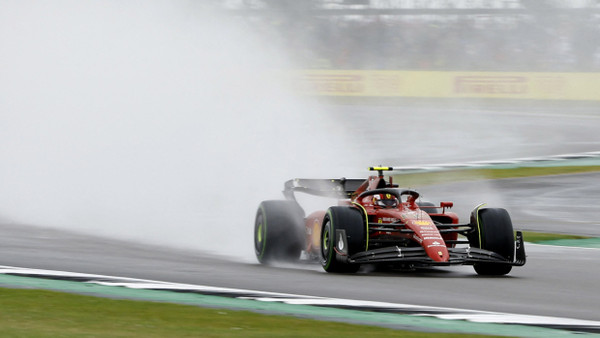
[1,104,599,324]
[328,103,600,166]
[1,172,599,323]
[418,172,600,237]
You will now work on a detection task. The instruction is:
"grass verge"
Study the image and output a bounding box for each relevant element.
[392,165,600,186]
[520,231,592,243]
[0,288,501,338]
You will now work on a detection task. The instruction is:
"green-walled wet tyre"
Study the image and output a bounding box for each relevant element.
[321,206,366,273]
[254,200,305,264]
[469,207,515,276]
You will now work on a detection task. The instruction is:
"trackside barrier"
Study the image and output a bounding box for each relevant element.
[288,70,600,101]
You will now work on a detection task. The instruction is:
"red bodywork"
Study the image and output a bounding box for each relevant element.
[304,175,459,262]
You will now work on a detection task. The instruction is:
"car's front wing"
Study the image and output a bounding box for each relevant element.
[345,231,526,267]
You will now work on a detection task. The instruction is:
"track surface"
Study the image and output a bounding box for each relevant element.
[418,172,600,237]
[1,172,599,323]
[330,104,600,166]
[0,224,598,323]
[1,104,599,325]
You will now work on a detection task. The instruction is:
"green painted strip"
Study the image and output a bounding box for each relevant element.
[489,158,600,169]
[0,274,595,337]
[537,238,600,248]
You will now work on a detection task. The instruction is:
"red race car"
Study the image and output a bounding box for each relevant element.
[254,167,526,275]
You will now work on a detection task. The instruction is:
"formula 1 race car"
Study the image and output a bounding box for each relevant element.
[254,167,526,275]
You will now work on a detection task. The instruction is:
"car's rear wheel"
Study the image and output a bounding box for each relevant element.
[254,200,305,264]
[321,206,365,273]
[469,207,514,276]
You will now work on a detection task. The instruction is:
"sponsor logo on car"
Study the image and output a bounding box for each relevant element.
[413,220,431,226]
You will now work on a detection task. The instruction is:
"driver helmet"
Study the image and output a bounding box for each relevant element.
[372,193,399,208]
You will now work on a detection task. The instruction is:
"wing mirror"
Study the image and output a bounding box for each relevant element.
[440,202,453,213]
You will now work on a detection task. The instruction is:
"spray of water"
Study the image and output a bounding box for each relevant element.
[0,1,356,259]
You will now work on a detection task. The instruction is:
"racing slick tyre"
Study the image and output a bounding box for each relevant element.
[321,206,366,273]
[254,200,305,264]
[469,208,515,276]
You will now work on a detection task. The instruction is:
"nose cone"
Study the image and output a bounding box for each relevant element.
[406,217,450,262]
[423,239,449,262]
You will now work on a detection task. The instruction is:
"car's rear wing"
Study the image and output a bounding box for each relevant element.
[283,178,366,201]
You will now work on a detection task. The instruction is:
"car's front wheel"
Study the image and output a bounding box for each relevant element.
[321,206,365,273]
[469,207,515,276]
